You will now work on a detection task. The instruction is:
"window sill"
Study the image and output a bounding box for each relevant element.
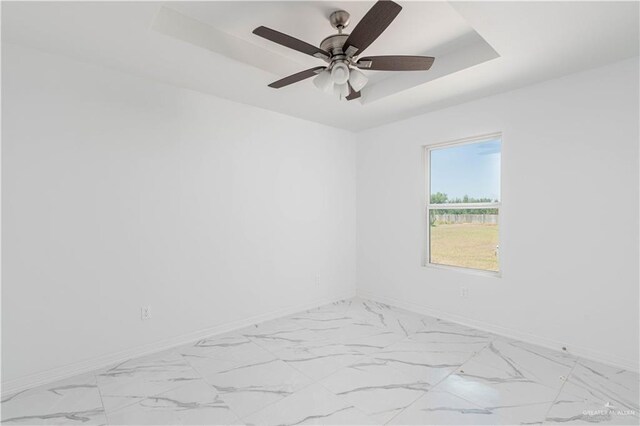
[422,262,502,278]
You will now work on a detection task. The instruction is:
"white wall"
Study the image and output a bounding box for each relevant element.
[3,41,638,392]
[356,57,640,371]
[1,44,357,387]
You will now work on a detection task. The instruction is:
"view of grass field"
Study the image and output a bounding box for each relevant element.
[430,223,499,272]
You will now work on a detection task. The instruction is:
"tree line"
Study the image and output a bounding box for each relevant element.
[430,192,498,215]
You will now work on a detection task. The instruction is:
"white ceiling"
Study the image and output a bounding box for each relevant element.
[2,1,638,132]
[151,2,498,99]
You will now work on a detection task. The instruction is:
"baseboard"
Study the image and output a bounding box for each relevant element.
[1,292,355,397]
[358,290,639,373]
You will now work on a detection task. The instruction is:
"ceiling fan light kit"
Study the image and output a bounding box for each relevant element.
[330,62,350,85]
[349,68,369,92]
[334,82,350,99]
[313,68,333,92]
[252,0,435,101]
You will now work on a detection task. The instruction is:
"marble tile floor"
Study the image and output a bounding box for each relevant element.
[2,298,638,425]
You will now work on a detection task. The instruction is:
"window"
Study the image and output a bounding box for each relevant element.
[425,135,501,274]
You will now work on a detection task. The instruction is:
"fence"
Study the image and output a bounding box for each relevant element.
[433,214,498,225]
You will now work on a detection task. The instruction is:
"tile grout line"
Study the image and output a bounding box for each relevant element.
[236,306,383,421]
[382,337,495,425]
[274,301,419,424]
[98,349,207,419]
[540,356,579,423]
[378,333,451,425]
[312,369,377,422]
[169,350,248,423]
[190,336,318,422]
[93,370,110,425]
[185,300,359,423]
[194,366,252,424]
[428,336,579,425]
[229,302,360,422]
[325,300,495,425]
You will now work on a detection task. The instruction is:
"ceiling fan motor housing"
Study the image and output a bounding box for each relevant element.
[320,34,349,57]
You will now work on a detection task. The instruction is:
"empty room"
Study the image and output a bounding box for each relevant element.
[1,1,638,425]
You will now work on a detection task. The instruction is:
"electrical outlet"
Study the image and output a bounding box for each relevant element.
[141,306,152,320]
[460,287,469,298]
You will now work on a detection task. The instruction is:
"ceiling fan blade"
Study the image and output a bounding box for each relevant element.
[342,0,402,57]
[356,55,435,71]
[268,66,326,88]
[253,26,330,60]
[346,83,361,101]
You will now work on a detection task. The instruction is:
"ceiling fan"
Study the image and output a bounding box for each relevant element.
[252,0,435,101]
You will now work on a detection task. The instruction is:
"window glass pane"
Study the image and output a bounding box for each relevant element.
[429,209,499,272]
[430,138,501,203]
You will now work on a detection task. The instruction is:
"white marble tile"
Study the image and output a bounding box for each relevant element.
[6,298,638,426]
[370,339,470,386]
[106,379,241,425]
[345,299,426,338]
[504,339,577,367]
[403,393,553,426]
[1,373,106,425]
[1,372,98,405]
[270,330,406,382]
[243,383,373,425]
[177,333,255,358]
[96,349,201,413]
[321,322,388,344]
[383,338,479,364]
[389,389,503,425]
[181,339,277,377]
[346,299,399,327]
[319,357,430,423]
[306,299,354,315]
[470,339,576,389]
[435,359,560,420]
[284,310,361,328]
[235,316,301,339]
[406,340,490,362]
[407,362,557,425]
[545,390,639,425]
[490,403,556,425]
[264,308,383,350]
[552,358,639,418]
[241,322,346,353]
[346,329,409,353]
[274,343,368,381]
[204,358,313,418]
[411,318,493,347]
[387,312,433,337]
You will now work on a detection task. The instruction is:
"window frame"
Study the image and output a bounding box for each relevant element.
[423,132,503,278]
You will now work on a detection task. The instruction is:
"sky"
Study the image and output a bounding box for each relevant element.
[430,138,501,201]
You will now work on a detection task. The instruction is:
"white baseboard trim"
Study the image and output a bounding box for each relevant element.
[358,290,639,373]
[1,292,355,397]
